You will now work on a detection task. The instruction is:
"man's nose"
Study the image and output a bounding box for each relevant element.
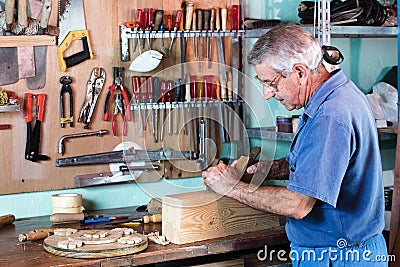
[263,89,275,100]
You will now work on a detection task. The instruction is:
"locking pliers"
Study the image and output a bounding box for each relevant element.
[78,67,106,129]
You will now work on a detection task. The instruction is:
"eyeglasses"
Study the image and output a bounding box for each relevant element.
[254,72,283,92]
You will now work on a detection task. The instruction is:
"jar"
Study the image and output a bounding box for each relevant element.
[276,116,293,133]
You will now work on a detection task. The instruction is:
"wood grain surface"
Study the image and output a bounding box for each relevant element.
[43,230,148,258]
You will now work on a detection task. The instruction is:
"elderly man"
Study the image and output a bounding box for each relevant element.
[202,24,388,266]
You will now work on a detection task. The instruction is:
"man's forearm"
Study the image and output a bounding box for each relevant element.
[227,182,315,219]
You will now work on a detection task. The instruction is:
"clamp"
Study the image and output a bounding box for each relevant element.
[104,67,131,122]
[78,68,106,129]
[59,76,74,128]
[24,93,49,162]
[112,94,127,136]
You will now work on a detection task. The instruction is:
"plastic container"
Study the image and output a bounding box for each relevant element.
[276,116,293,133]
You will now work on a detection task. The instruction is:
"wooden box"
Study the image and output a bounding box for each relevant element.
[162,190,281,244]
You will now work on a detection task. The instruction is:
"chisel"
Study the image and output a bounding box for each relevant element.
[208,8,216,68]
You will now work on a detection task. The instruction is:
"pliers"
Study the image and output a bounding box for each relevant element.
[24,93,49,162]
[59,76,74,128]
[78,67,106,129]
[112,94,127,136]
[103,67,131,122]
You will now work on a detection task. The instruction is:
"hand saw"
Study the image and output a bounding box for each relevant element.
[58,0,93,72]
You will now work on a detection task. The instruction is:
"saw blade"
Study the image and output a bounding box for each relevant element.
[58,0,86,45]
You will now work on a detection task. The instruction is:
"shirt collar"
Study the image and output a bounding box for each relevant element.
[304,69,348,118]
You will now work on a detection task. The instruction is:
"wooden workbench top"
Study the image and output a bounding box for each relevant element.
[0,209,288,267]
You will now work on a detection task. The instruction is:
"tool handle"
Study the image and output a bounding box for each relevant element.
[18,229,54,242]
[24,93,33,122]
[165,81,173,102]
[152,77,160,102]
[36,94,46,122]
[39,0,52,34]
[196,9,203,30]
[147,77,153,101]
[0,214,15,226]
[215,79,221,101]
[103,91,112,121]
[196,79,204,99]
[173,80,181,102]
[154,10,163,31]
[227,71,233,100]
[191,10,197,31]
[142,214,162,223]
[165,14,172,31]
[58,31,93,72]
[221,8,227,31]
[0,124,11,130]
[203,9,210,30]
[231,5,240,31]
[50,213,85,223]
[174,10,183,31]
[185,2,194,30]
[220,74,227,100]
[5,0,15,26]
[210,8,216,31]
[190,76,197,99]
[17,0,27,27]
[121,88,132,121]
[147,8,154,31]
[215,7,221,31]
[135,9,143,28]
[185,75,191,102]
[139,76,147,101]
[132,76,140,99]
[141,8,148,31]
[160,80,167,102]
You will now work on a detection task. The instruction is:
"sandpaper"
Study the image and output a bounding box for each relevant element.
[0,47,19,86]
[26,46,47,90]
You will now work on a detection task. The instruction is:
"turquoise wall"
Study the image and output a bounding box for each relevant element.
[0,0,397,218]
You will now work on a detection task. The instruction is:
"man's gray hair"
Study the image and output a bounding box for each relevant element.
[248,24,323,74]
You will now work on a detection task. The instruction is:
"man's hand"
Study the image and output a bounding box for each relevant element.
[201,162,243,196]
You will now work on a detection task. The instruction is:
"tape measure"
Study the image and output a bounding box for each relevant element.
[52,193,84,214]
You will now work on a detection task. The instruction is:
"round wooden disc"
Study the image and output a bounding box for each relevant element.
[43,230,148,259]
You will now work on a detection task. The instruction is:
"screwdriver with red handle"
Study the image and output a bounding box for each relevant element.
[168,10,183,56]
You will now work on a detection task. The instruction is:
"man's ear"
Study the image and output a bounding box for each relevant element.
[293,64,308,79]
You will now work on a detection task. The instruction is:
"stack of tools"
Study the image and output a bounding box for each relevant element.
[120,3,243,66]
[50,193,85,223]
[24,93,49,162]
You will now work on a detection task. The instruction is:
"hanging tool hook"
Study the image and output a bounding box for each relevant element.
[59,76,74,128]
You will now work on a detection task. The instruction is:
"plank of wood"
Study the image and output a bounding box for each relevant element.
[162,190,281,244]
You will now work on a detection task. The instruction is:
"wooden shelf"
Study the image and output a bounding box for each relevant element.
[0,35,56,47]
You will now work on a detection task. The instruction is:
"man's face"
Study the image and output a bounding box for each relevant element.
[254,61,302,111]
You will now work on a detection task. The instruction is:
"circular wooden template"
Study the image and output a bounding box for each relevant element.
[43,230,148,259]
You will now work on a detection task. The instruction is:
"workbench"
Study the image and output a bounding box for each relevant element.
[0,208,288,267]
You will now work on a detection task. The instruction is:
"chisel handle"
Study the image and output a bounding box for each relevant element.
[231,5,240,31]
[154,10,163,31]
[185,2,194,30]
[142,214,162,223]
[17,0,27,28]
[214,7,220,31]
[221,8,227,31]
[5,0,15,29]
[0,214,15,226]
[203,9,211,31]
[50,213,85,223]
[39,0,52,34]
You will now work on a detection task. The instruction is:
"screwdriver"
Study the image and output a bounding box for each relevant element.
[140,76,148,132]
[160,80,167,141]
[168,10,183,56]
[166,80,174,136]
[132,76,142,136]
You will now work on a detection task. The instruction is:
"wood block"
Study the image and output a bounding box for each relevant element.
[162,190,281,244]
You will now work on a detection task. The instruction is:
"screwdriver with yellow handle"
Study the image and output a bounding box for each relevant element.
[109,213,162,227]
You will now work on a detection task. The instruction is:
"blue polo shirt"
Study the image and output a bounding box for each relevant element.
[286,69,385,247]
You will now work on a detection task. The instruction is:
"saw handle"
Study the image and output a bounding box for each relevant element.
[58,30,93,72]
